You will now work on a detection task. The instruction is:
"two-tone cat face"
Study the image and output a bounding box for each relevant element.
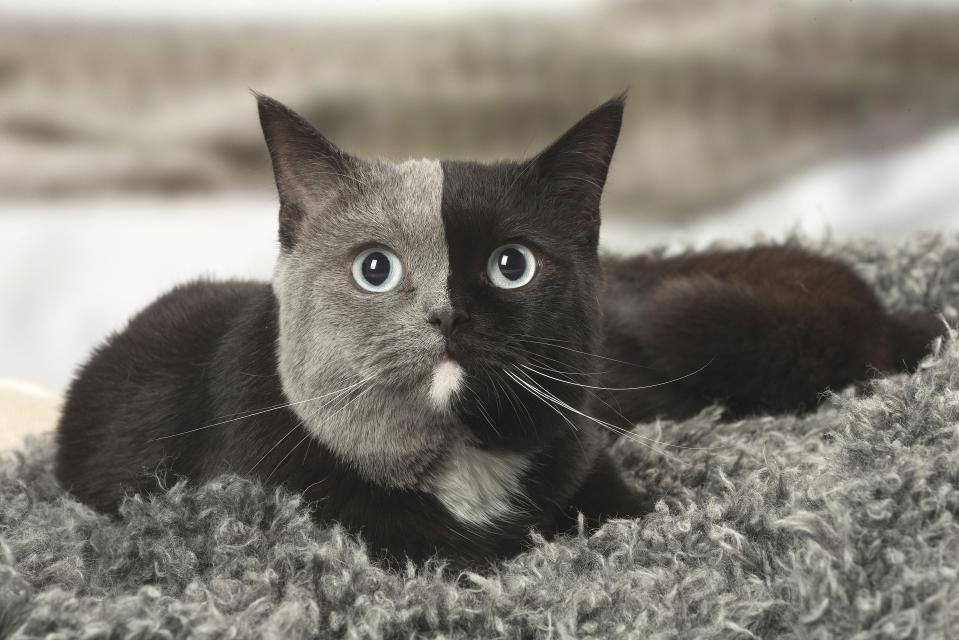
[258,94,623,483]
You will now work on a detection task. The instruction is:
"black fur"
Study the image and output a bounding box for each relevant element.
[592,246,944,429]
[55,96,943,570]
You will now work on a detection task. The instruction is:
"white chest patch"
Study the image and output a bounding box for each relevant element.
[430,444,531,527]
[429,360,464,410]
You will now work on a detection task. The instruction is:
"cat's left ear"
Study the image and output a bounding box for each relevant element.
[527,94,624,225]
[256,93,359,250]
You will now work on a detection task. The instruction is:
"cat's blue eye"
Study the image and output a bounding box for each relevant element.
[487,244,536,289]
[352,247,403,292]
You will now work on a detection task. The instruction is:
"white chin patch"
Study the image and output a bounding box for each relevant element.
[429,359,464,410]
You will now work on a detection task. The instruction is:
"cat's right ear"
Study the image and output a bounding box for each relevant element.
[522,94,624,241]
[256,93,356,250]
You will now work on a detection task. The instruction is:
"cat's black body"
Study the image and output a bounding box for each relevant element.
[596,246,942,427]
[55,95,943,569]
[57,279,646,567]
[56,249,939,567]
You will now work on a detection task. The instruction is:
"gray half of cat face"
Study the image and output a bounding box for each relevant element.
[274,158,466,488]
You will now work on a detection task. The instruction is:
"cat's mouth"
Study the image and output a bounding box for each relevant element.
[441,340,465,361]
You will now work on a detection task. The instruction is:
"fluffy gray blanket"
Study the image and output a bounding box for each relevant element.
[2,235,958,639]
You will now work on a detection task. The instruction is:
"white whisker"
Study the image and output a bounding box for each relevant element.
[525,356,643,431]
[464,380,501,438]
[247,381,362,474]
[150,376,374,442]
[514,337,658,370]
[265,381,376,482]
[518,359,713,392]
[513,367,717,454]
[523,355,607,377]
[508,370,580,433]
[508,368,686,462]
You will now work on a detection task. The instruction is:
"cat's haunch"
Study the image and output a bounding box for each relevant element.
[54,94,944,569]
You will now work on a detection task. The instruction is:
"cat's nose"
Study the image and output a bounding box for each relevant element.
[428,308,470,338]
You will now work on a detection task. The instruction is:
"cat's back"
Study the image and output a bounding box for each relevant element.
[603,245,877,301]
[598,245,941,421]
[56,279,271,511]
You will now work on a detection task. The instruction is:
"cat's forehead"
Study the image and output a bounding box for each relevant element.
[301,158,444,250]
[352,159,443,231]
[362,159,441,213]
[308,158,520,247]
[298,157,567,264]
[360,159,520,236]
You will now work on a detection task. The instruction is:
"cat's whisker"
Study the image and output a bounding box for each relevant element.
[513,337,657,370]
[265,432,313,483]
[520,348,609,378]
[511,368,688,459]
[150,376,375,442]
[463,379,501,438]
[505,370,580,434]
[521,352,721,451]
[488,369,536,431]
[265,381,376,482]
[507,368,687,462]
[487,376,512,419]
[522,355,643,432]
[194,398,297,427]
[523,355,642,431]
[247,382,362,474]
[482,370,504,415]
[498,368,542,438]
[523,353,607,377]
[518,359,714,392]
[490,372,532,428]
[510,371,623,454]
[513,367,718,453]
[512,332,588,346]
[248,424,300,475]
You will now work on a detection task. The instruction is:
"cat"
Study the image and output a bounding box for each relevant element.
[54,94,943,569]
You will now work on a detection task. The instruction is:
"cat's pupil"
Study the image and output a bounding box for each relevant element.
[498,247,527,281]
[362,251,391,286]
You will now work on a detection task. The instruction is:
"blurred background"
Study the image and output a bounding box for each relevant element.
[3,0,959,390]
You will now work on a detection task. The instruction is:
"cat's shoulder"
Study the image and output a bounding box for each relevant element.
[139,278,269,317]
[77,278,274,378]
[125,279,271,335]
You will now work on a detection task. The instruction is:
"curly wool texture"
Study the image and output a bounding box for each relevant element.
[2,234,959,639]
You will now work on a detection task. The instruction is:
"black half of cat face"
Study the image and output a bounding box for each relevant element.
[439,127,620,448]
[258,93,623,461]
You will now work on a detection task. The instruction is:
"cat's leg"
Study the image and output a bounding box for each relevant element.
[562,451,654,531]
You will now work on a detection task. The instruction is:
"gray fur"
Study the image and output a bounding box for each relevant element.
[274,158,466,488]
